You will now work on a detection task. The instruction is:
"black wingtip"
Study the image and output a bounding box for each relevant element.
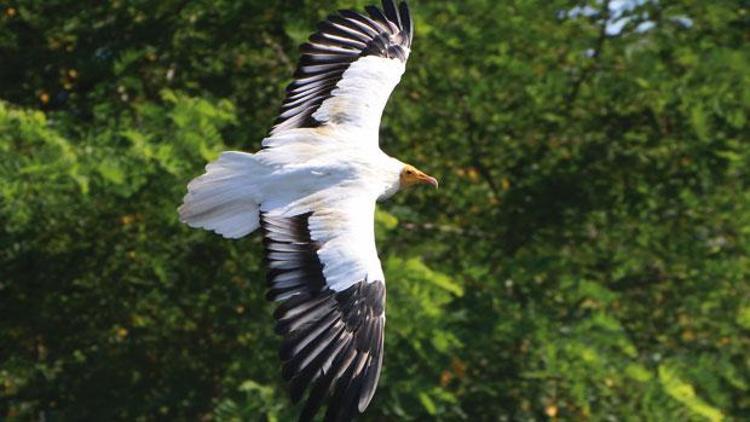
[382,0,402,28]
[399,1,413,45]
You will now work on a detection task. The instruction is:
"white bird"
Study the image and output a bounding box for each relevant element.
[178,1,437,420]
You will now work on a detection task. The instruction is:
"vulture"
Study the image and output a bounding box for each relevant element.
[178,1,436,420]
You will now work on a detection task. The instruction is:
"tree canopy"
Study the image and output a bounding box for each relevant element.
[2,0,749,420]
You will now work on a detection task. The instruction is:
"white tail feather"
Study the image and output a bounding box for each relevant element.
[179,151,265,239]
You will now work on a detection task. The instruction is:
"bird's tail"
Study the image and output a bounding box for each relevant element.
[178,151,266,239]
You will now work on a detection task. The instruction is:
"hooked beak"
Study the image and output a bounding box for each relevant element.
[401,165,439,190]
[416,171,439,189]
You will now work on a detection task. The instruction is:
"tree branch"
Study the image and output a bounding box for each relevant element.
[565,0,611,104]
[461,103,502,201]
[401,221,497,239]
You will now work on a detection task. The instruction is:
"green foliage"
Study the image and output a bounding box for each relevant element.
[658,364,723,422]
[2,0,749,420]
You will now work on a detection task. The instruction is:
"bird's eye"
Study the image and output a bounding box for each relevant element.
[405,169,413,175]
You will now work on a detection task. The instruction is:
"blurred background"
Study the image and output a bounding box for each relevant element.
[1,0,748,420]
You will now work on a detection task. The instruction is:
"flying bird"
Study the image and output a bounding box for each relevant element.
[178,1,436,420]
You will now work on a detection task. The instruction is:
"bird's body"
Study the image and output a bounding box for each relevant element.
[178,2,436,420]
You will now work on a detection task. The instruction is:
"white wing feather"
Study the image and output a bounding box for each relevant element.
[312,56,406,136]
[264,185,383,292]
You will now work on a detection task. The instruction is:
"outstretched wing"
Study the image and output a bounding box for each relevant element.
[261,193,386,421]
[271,0,414,137]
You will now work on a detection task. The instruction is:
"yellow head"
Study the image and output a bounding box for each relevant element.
[399,164,439,189]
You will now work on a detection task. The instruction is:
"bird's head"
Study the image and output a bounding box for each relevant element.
[399,164,438,189]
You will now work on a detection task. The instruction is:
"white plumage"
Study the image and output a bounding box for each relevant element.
[178,2,437,421]
[311,56,407,133]
[179,151,262,238]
